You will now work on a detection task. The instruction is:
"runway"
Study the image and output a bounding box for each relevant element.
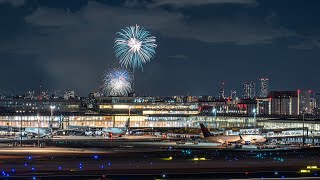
[0,136,318,179]
[0,138,318,179]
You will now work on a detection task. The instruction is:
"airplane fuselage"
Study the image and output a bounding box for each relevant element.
[204,134,266,144]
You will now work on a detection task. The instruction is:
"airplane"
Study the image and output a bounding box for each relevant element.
[15,127,52,139]
[102,118,130,137]
[199,123,266,144]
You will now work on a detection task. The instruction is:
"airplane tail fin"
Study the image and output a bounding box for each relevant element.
[200,123,212,137]
[239,134,243,140]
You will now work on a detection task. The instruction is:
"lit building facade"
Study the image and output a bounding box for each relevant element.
[269,91,299,115]
[242,81,255,99]
[259,78,269,97]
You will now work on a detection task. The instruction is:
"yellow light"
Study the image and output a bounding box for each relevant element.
[193,158,199,161]
[99,105,112,109]
[161,157,173,161]
[307,166,318,169]
[200,157,206,160]
[300,169,311,173]
[113,105,130,109]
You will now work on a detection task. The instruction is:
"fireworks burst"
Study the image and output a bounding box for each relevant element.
[103,68,132,96]
[114,24,157,70]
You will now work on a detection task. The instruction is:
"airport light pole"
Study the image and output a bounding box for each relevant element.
[302,110,305,149]
[212,108,217,129]
[128,105,131,134]
[253,108,256,132]
[20,114,22,146]
[37,114,40,147]
[50,105,56,137]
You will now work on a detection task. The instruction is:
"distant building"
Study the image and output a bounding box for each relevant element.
[184,96,198,103]
[64,90,75,99]
[243,81,255,99]
[314,92,320,114]
[238,99,257,115]
[256,98,271,115]
[25,91,35,99]
[40,91,49,100]
[198,96,213,102]
[268,91,299,115]
[0,98,81,113]
[259,78,269,97]
[298,90,311,114]
[218,82,225,99]
[230,90,237,99]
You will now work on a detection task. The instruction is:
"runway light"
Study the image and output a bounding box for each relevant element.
[93,155,99,159]
[101,165,104,169]
[300,169,311,173]
[24,163,28,166]
[307,166,318,169]
[31,167,35,171]
[33,177,36,180]
[162,157,173,161]
[28,156,32,160]
[11,169,15,172]
[58,166,62,170]
[274,172,278,175]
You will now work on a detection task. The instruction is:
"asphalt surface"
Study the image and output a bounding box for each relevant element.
[0,137,319,179]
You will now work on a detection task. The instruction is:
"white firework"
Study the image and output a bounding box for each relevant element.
[114,24,157,70]
[103,68,132,96]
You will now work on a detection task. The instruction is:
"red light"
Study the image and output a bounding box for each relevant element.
[298,89,301,93]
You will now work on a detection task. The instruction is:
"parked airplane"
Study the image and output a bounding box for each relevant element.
[199,123,266,144]
[102,119,130,137]
[15,127,52,139]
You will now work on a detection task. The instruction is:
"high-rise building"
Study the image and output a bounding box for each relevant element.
[259,78,269,97]
[218,82,225,99]
[269,91,299,115]
[230,90,237,99]
[298,90,311,114]
[242,81,255,99]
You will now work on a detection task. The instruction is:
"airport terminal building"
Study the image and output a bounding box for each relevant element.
[0,96,319,135]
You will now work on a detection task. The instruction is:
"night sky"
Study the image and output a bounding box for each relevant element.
[0,0,319,96]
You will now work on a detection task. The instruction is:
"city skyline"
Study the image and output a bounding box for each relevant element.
[0,0,320,96]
